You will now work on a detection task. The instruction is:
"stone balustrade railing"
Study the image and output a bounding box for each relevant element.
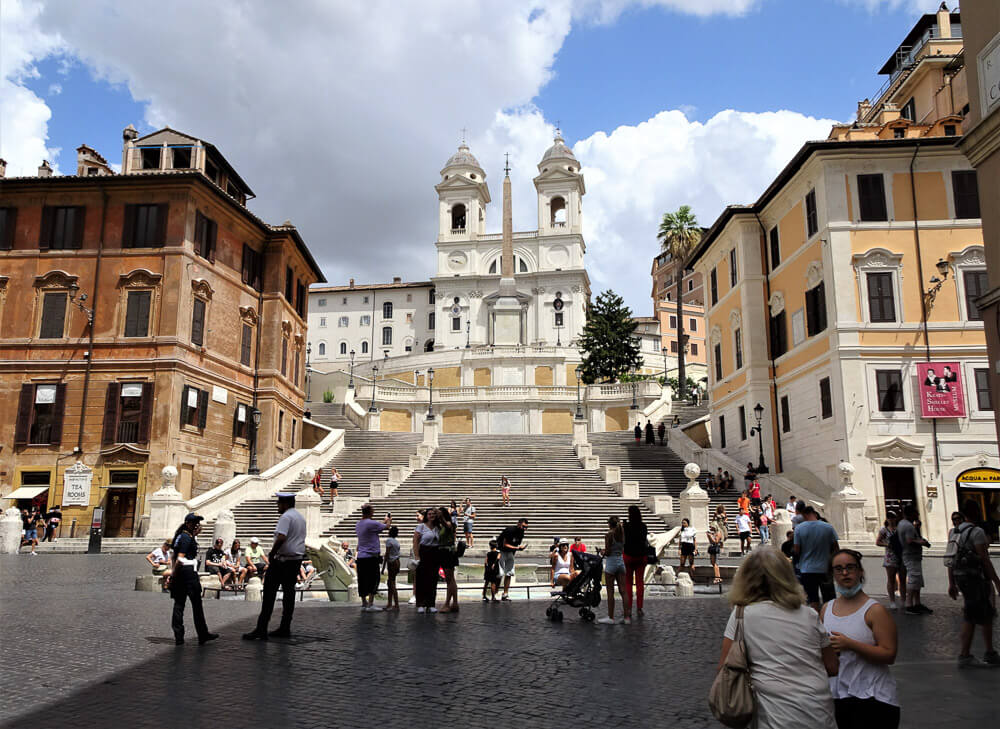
[361,382,661,405]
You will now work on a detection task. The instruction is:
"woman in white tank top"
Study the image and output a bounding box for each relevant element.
[550,540,574,587]
[821,549,900,729]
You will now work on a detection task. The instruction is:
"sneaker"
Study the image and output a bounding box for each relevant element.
[597,616,617,625]
[983,651,1000,666]
[428,607,438,613]
[367,606,384,612]
[959,654,989,669]
[242,631,268,641]
[888,601,898,610]
[198,633,220,645]
[623,617,632,625]
[483,597,489,602]
[30,551,38,556]
[417,607,426,614]
[916,604,934,615]
[905,606,922,615]
[408,596,417,605]
[501,595,510,601]
[267,628,291,638]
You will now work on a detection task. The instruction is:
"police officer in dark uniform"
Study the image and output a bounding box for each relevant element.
[170,513,219,646]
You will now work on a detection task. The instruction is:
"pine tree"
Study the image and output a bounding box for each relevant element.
[577,290,643,384]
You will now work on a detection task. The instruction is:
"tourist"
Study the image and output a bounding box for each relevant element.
[736,510,752,556]
[672,414,681,428]
[598,515,627,625]
[634,423,642,444]
[43,505,61,542]
[723,471,735,492]
[298,559,316,583]
[311,468,323,500]
[759,497,773,544]
[705,473,717,494]
[146,540,173,577]
[786,495,798,521]
[822,549,900,727]
[645,420,655,445]
[657,421,666,445]
[792,500,807,527]
[229,539,249,585]
[875,512,906,610]
[717,546,838,728]
[340,541,357,570]
[413,507,441,613]
[245,537,269,579]
[570,536,587,553]
[499,518,528,600]
[329,467,342,501]
[463,497,476,547]
[744,462,757,490]
[205,538,234,589]
[712,505,729,548]
[550,538,574,587]
[737,490,750,516]
[780,531,796,561]
[483,539,501,601]
[407,510,426,606]
[169,514,218,646]
[947,501,1000,667]
[749,478,761,508]
[623,504,649,619]
[897,504,932,615]
[356,503,391,612]
[20,509,38,555]
[716,468,725,490]
[707,524,723,584]
[382,526,401,611]
[678,517,697,575]
[438,506,459,613]
[448,500,460,529]
[242,493,307,640]
[794,506,840,610]
[500,475,511,507]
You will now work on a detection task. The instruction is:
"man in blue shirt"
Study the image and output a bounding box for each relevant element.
[793,506,839,610]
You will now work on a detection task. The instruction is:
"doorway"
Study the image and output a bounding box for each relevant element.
[881,466,917,516]
[104,489,136,537]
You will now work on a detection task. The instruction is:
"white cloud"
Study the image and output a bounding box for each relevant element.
[47,82,61,95]
[576,0,760,24]
[840,0,941,14]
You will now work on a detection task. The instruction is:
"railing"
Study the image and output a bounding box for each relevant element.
[468,345,560,358]
[29,424,53,445]
[552,221,566,228]
[116,420,140,443]
[477,231,539,241]
[363,382,661,404]
[450,227,466,235]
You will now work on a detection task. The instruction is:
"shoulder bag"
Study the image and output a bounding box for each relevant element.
[708,605,755,728]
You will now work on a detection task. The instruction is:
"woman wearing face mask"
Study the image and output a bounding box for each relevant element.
[821,549,900,729]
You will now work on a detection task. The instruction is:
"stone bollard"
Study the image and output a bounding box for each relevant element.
[679,463,710,534]
[297,487,323,540]
[659,565,676,586]
[0,507,23,554]
[572,418,588,447]
[675,572,694,597]
[245,576,262,602]
[213,510,236,547]
[770,506,793,548]
[834,461,869,543]
[146,465,188,540]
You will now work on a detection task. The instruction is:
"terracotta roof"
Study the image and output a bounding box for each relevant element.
[310,280,433,293]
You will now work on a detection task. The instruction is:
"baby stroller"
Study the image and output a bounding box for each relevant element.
[545,550,603,622]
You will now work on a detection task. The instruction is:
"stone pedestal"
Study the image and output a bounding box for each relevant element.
[389,465,411,482]
[422,417,440,449]
[213,510,236,548]
[146,466,188,540]
[245,576,262,602]
[834,462,869,543]
[675,572,694,597]
[659,565,676,585]
[0,507,23,554]
[614,480,639,499]
[370,481,398,499]
[678,463,710,533]
[572,418,588,447]
[297,488,323,540]
[770,507,793,548]
[600,465,621,484]
[135,574,163,592]
[643,494,674,516]
[365,410,381,432]
[628,408,641,430]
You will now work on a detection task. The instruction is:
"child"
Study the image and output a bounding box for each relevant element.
[383,526,401,611]
[483,539,501,601]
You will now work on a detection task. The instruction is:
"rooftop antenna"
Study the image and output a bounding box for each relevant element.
[504,152,510,177]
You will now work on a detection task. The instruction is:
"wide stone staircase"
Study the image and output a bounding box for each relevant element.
[305,401,357,430]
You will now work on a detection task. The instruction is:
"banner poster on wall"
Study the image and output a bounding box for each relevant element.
[916,362,966,418]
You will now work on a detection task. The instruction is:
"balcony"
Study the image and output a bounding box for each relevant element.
[116,420,140,443]
[28,424,53,445]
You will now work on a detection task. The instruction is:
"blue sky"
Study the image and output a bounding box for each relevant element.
[2,0,943,314]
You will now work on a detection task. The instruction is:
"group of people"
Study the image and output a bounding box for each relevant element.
[633,420,667,446]
[310,466,342,504]
[17,505,62,554]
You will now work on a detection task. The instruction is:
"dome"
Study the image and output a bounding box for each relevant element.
[444,143,483,171]
[541,133,577,163]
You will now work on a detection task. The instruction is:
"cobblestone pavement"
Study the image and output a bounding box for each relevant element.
[1,555,997,728]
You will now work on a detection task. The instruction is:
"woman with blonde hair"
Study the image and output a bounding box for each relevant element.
[717,546,838,729]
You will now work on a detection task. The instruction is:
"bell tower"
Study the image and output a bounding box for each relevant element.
[534,132,585,235]
[435,143,490,241]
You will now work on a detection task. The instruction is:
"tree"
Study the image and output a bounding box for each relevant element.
[577,290,643,384]
[656,205,702,399]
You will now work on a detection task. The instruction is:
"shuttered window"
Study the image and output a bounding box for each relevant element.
[963,269,988,321]
[857,174,888,222]
[768,226,780,271]
[123,291,151,337]
[180,385,209,428]
[769,310,788,358]
[805,282,827,335]
[103,382,154,444]
[39,292,68,339]
[191,298,206,346]
[805,189,818,237]
[952,171,980,220]
[714,343,722,381]
[296,281,306,317]
[294,350,300,387]
[194,210,217,260]
[14,383,67,446]
[285,267,294,301]
[40,206,85,249]
[729,248,738,287]
[233,403,249,439]
[975,369,992,411]
[780,395,791,432]
[820,377,833,419]
[382,327,392,346]
[241,245,263,292]
[0,207,16,250]
[866,272,896,323]
[122,204,167,248]
[709,268,718,306]
[718,416,726,449]
[734,329,743,370]
[876,370,904,412]
[738,406,747,440]
[240,324,253,366]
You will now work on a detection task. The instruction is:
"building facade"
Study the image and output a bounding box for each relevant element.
[0,127,323,536]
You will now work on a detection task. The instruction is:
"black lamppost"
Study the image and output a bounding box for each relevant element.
[748,402,769,474]
[306,341,312,402]
[630,367,638,410]
[574,366,584,420]
[556,323,562,347]
[661,346,668,379]
[426,367,435,420]
[348,349,356,389]
[465,320,470,348]
[369,364,379,412]
[248,406,262,475]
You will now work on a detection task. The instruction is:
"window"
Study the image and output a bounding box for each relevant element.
[428,312,435,330]
[770,310,788,358]
[40,206,85,250]
[820,377,833,419]
[768,226,781,271]
[240,324,252,366]
[857,174,888,222]
[805,189,818,237]
[360,315,371,326]
[102,382,153,444]
[318,298,327,307]
[123,291,151,337]
[669,315,677,329]
[193,211,217,260]
[319,317,327,328]
[893,127,905,139]
[710,268,718,306]
[122,204,166,248]
[780,395,791,432]
[688,279,693,292]
[14,383,67,446]
[964,270,988,321]
[944,124,957,137]
[382,327,392,346]
[866,272,896,323]
[361,341,369,354]
[805,282,827,335]
[241,245,263,292]
[729,248,738,287]
[180,385,209,428]
[689,319,697,332]
[39,292,67,339]
[734,329,743,370]
[338,316,349,327]
[277,410,284,442]
[339,342,347,355]
[975,369,992,411]
[233,403,249,439]
[901,98,915,121]
[281,339,288,376]
[317,342,326,356]
[191,298,206,346]
[738,406,747,440]
[406,294,412,303]
[690,342,698,356]
[296,281,306,318]
[671,340,679,354]
[363,296,369,304]
[0,207,17,250]
[429,289,436,304]
[140,147,161,169]
[953,171,981,219]
[718,416,727,449]
[714,343,722,381]
[294,351,300,387]
[875,370,904,412]
[383,302,393,319]
[554,311,564,327]
[342,297,348,305]
[285,267,293,301]
[291,419,296,449]
[452,317,461,332]
[172,147,192,168]
[405,312,413,323]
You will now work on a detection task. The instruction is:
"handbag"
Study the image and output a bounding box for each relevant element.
[456,540,467,558]
[645,545,659,565]
[708,605,755,728]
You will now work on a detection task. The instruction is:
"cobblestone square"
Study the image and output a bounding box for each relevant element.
[1,555,997,728]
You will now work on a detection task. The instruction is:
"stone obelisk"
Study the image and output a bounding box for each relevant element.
[492,155,522,345]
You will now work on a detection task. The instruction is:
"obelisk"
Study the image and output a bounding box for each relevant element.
[492,155,522,345]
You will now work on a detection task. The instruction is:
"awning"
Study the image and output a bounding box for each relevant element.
[4,486,49,500]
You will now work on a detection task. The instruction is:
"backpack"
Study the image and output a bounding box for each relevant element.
[953,526,982,575]
[888,529,903,562]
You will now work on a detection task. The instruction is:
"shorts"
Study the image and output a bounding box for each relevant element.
[440,550,459,570]
[956,574,997,626]
[800,572,827,604]
[738,531,751,541]
[680,542,695,557]
[152,565,169,575]
[24,529,37,540]
[901,554,923,588]
[207,565,233,578]
[750,497,761,507]
[882,550,900,569]
[604,555,625,575]
[501,487,510,497]
[499,551,516,577]
[464,520,474,535]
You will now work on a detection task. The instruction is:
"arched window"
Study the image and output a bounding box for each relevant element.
[489,255,529,274]
[451,204,467,230]
[361,341,369,354]
[382,327,392,346]
[339,342,347,355]
[428,288,436,304]
[317,342,326,356]
[382,301,393,319]
[550,196,566,226]
[424,339,435,352]
[519,258,528,273]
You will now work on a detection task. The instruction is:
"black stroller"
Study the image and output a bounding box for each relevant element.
[545,550,603,622]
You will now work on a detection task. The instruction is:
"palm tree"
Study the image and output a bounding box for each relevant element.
[656,205,701,400]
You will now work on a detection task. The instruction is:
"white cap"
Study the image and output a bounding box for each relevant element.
[250,537,259,544]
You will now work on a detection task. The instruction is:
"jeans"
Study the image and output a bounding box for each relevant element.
[758,524,769,543]
[623,554,646,614]
[255,559,302,633]
[171,567,209,641]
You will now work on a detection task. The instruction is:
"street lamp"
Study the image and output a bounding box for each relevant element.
[248,406,262,475]
[426,367,435,421]
[924,258,952,307]
[661,346,668,379]
[348,349,356,389]
[465,320,471,349]
[369,364,379,412]
[556,323,562,347]
[306,341,312,402]
[748,402,769,474]
[574,366,584,420]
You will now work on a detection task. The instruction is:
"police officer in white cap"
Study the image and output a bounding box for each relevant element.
[170,512,218,645]
[243,493,306,640]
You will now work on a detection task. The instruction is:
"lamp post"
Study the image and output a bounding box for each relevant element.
[574,366,584,420]
[748,402,769,474]
[924,258,951,307]
[465,320,470,349]
[348,349,356,389]
[369,364,379,412]
[305,342,312,402]
[630,367,638,410]
[426,367,435,420]
[248,407,262,475]
[661,346,668,380]
[555,323,562,348]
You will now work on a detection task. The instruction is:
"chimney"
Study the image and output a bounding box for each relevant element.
[122,124,138,143]
[0,159,6,178]
[393,276,402,284]
[349,278,355,289]
[38,160,53,178]
[937,3,951,39]
[857,99,872,122]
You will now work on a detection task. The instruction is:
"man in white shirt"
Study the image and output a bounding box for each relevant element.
[146,540,172,576]
[785,495,797,521]
[736,512,752,555]
[243,493,307,640]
